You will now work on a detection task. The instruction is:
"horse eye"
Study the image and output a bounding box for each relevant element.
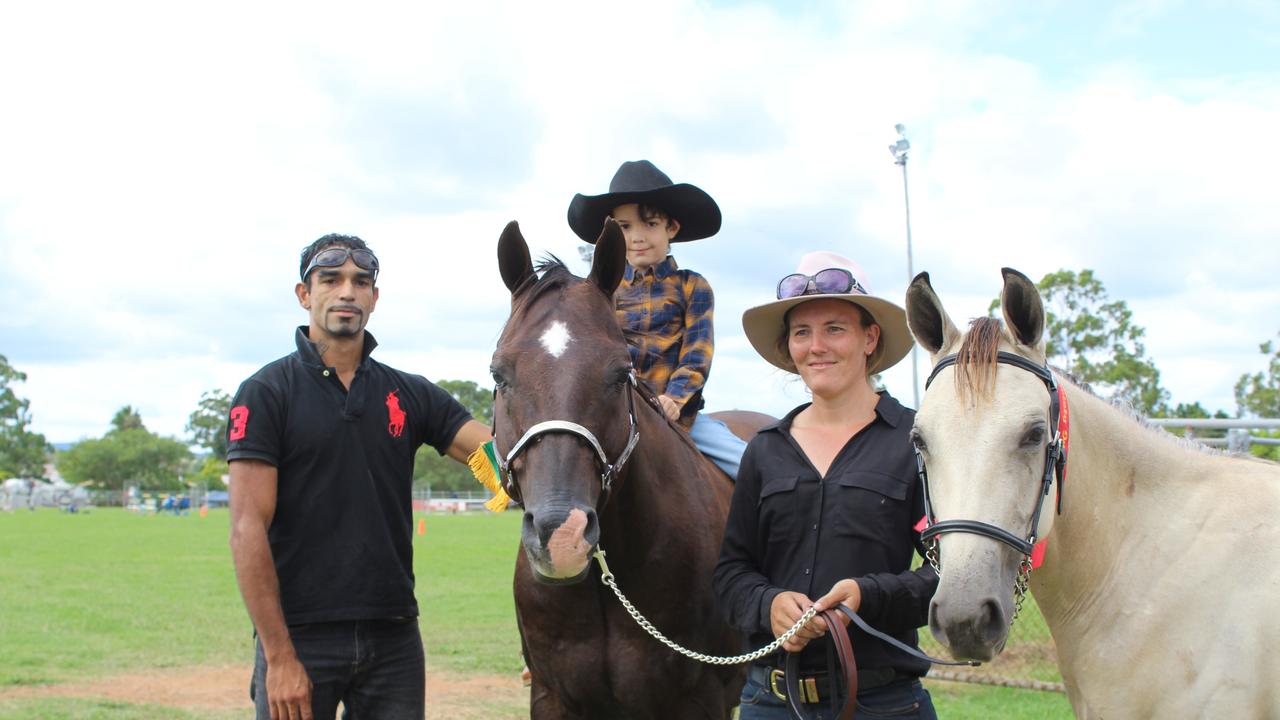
[910,430,927,452]
[1021,426,1046,447]
[490,369,507,389]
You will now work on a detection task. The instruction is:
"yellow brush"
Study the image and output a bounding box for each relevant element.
[467,440,511,512]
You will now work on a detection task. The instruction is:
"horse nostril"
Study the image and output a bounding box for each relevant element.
[978,597,1007,644]
[928,599,946,645]
[522,511,539,545]
[583,509,599,545]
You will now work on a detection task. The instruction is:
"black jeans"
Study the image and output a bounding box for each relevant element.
[251,618,424,720]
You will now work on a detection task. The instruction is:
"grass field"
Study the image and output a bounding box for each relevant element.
[0,508,1073,718]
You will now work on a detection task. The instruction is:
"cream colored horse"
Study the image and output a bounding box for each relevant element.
[904,268,1280,718]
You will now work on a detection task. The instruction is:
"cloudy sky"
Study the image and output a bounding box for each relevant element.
[2,0,1278,444]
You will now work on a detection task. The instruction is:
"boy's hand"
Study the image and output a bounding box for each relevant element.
[657,395,681,422]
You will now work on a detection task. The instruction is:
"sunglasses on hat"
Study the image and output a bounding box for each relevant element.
[302,247,379,281]
[776,268,867,299]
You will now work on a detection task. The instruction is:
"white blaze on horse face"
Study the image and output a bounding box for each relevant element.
[540,320,571,358]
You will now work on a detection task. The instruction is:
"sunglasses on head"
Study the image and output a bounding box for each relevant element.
[302,247,379,281]
[776,268,867,299]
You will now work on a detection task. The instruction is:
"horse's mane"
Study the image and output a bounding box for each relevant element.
[629,373,702,453]
[1104,395,1226,456]
[953,317,1003,401]
[954,317,1221,456]
[505,255,576,322]
[501,254,600,337]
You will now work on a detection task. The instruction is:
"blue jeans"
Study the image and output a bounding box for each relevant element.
[251,618,424,720]
[689,414,748,480]
[738,672,936,720]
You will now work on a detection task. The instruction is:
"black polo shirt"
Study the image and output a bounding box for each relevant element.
[713,392,937,677]
[227,327,471,625]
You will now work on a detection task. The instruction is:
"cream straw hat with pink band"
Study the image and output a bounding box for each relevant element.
[741,251,913,376]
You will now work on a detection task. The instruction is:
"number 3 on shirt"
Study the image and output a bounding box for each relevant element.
[229,406,250,441]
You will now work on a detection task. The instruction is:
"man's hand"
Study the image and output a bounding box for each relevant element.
[770,591,825,653]
[266,653,313,720]
[657,394,681,422]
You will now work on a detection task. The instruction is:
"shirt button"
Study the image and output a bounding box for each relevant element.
[323,370,331,377]
[812,524,818,531]
[804,569,810,575]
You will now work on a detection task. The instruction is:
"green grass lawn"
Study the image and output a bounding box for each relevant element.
[0,508,1072,718]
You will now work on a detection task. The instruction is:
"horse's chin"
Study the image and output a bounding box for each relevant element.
[932,632,1006,663]
[525,548,594,585]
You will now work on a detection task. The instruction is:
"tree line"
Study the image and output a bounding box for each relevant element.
[3,268,1279,488]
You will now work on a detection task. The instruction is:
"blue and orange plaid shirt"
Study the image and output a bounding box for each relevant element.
[614,256,714,414]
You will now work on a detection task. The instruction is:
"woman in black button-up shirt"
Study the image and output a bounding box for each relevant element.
[715,251,938,719]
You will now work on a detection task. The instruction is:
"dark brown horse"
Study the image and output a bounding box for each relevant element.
[494,219,747,719]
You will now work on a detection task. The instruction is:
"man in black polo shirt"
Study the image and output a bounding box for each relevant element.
[227,233,491,720]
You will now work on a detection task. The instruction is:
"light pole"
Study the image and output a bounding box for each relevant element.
[889,123,920,409]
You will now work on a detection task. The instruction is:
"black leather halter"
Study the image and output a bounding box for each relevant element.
[917,351,1068,559]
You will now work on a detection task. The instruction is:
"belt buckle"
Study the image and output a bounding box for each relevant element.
[768,668,821,703]
[769,668,787,701]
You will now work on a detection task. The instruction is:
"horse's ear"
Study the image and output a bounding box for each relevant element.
[588,218,626,297]
[1000,268,1045,350]
[905,271,961,357]
[498,221,535,294]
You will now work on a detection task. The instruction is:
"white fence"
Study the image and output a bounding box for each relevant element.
[1145,418,1280,451]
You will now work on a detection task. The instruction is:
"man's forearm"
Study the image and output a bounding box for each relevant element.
[230,520,295,662]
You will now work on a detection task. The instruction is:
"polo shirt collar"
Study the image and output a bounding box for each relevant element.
[294,326,379,367]
[623,255,678,282]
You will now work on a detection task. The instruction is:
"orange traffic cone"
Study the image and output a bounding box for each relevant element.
[417,517,426,536]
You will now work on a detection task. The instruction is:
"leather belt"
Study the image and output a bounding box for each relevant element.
[749,665,901,702]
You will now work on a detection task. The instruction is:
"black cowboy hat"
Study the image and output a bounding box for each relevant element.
[567,160,722,244]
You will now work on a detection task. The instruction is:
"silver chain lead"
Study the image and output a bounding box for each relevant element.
[1011,555,1033,622]
[592,548,818,666]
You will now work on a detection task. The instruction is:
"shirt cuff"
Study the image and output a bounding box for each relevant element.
[854,577,880,618]
[226,448,278,466]
[758,587,785,636]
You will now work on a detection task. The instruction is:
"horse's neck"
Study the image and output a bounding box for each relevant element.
[1031,385,1221,654]
[598,402,729,565]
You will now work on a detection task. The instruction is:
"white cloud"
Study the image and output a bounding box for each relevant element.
[2,1,1278,442]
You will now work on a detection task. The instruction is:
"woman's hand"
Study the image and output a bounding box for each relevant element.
[771,591,824,653]
[812,578,861,631]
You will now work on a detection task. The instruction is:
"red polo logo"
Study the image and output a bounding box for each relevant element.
[386,390,406,438]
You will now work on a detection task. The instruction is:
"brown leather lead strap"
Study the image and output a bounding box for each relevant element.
[783,609,857,720]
